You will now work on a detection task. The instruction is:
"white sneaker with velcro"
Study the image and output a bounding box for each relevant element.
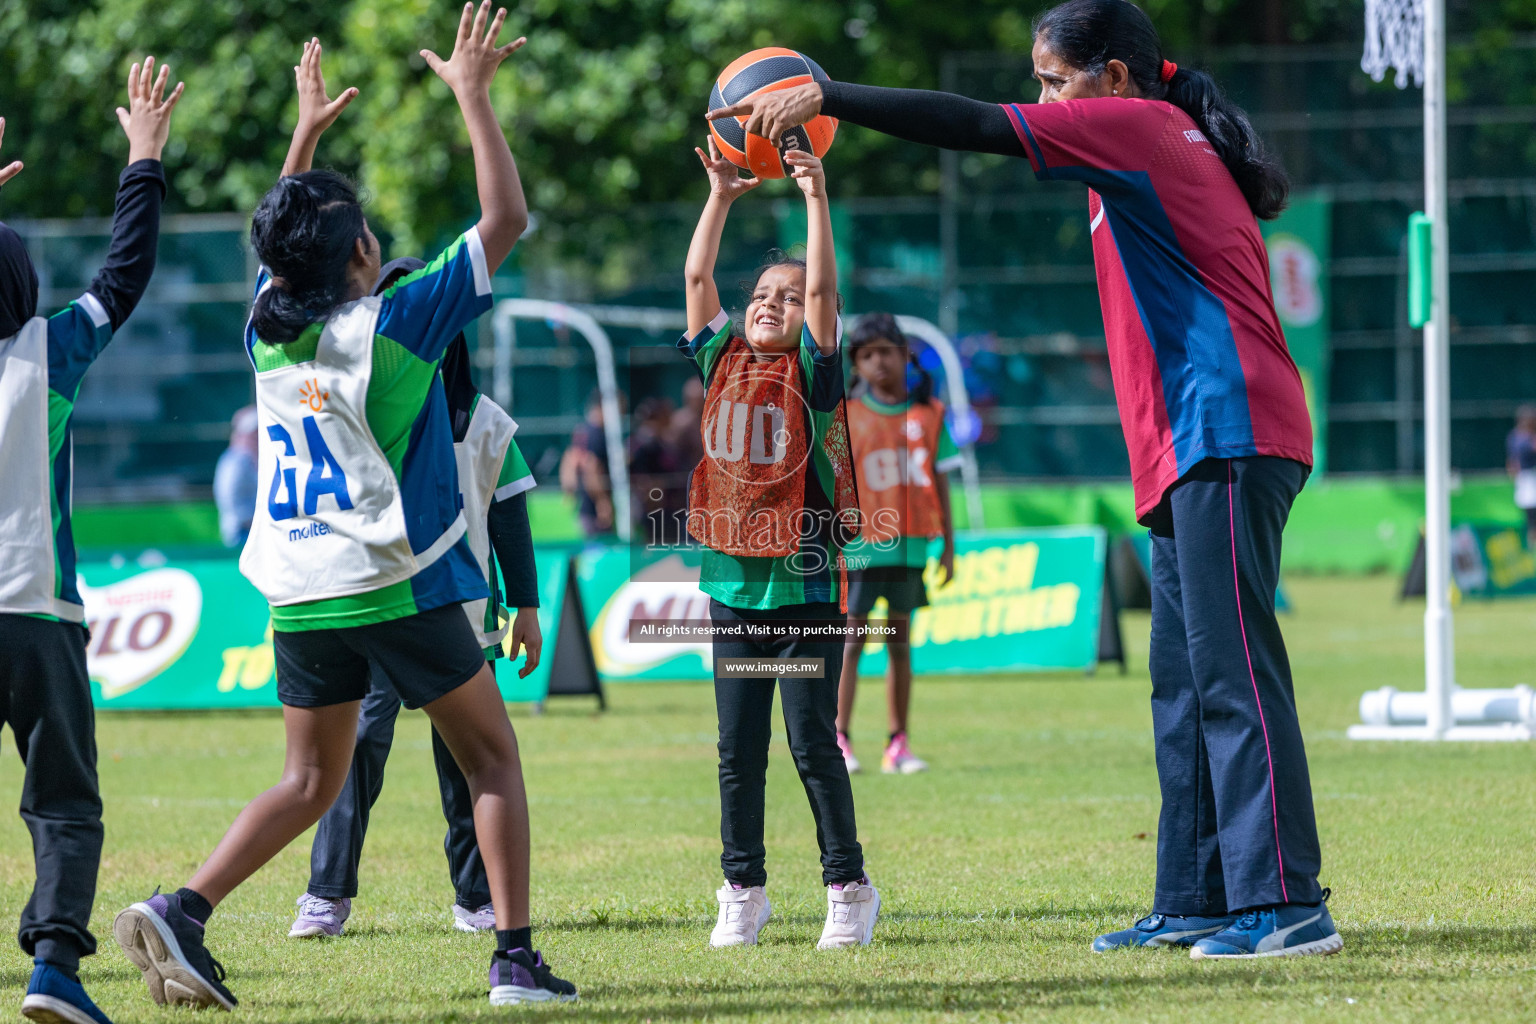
[816,878,881,949]
[709,884,771,947]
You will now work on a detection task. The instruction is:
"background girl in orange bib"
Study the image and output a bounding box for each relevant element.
[835,314,961,775]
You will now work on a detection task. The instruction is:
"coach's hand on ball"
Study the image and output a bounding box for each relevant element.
[709,81,824,146]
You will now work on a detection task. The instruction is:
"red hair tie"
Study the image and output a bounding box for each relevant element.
[1160,60,1178,83]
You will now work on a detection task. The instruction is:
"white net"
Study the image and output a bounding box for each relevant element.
[1362,0,1424,89]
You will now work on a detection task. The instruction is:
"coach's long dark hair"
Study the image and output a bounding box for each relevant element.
[1034,0,1289,220]
[249,170,367,344]
[848,312,935,406]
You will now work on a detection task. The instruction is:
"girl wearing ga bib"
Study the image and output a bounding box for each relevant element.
[113,16,576,1009]
[290,258,544,941]
[835,314,961,777]
[680,136,878,950]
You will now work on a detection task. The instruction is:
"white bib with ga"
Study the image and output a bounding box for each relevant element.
[455,396,517,647]
[0,318,82,621]
[240,297,466,606]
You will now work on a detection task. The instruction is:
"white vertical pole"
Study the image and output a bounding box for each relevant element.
[1422,0,1454,737]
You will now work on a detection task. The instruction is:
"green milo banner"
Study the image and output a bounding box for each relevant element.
[577,527,1108,680]
[1262,193,1332,476]
[1450,523,1536,598]
[78,554,571,709]
[78,530,1106,706]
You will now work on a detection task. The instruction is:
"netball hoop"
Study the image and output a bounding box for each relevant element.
[1348,0,1534,740]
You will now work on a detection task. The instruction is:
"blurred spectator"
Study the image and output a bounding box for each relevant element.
[1507,404,1536,549]
[560,389,614,537]
[629,396,688,543]
[213,405,259,549]
[671,375,705,475]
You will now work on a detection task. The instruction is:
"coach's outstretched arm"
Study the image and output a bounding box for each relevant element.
[422,1,530,272]
[709,81,1025,159]
[684,137,760,336]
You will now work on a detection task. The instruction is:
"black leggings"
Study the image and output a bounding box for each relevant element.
[0,615,103,975]
[709,600,864,887]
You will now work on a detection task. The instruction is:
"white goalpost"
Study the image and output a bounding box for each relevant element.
[1349,0,1535,740]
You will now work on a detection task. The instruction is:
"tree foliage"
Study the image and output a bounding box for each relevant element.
[3,0,1531,259]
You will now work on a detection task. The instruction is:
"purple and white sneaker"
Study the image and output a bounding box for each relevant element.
[289,894,351,938]
[488,949,578,1005]
[452,902,496,933]
[113,890,237,1010]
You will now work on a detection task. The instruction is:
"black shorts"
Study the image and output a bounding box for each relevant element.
[273,602,486,709]
[1526,507,1536,533]
[846,566,929,615]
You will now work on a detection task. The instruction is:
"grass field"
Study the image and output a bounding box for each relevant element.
[3,575,1535,1022]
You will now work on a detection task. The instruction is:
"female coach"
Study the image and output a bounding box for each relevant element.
[713,0,1340,959]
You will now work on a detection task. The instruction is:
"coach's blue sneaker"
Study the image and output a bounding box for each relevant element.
[21,961,113,1024]
[113,890,237,1010]
[1190,891,1343,959]
[1093,912,1236,951]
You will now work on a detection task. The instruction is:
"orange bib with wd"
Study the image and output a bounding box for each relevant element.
[688,338,858,557]
[847,398,947,544]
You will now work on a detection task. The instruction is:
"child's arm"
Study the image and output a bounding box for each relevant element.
[281,39,357,178]
[488,491,542,678]
[421,1,529,273]
[88,57,181,332]
[48,57,182,395]
[0,118,22,186]
[786,149,837,356]
[933,471,956,588]
[685,137,760,335]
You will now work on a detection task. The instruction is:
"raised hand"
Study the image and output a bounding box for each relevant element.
[708,81,823,146]
[784,148,826,200]
[694,136,761,202]
[421,1,526,97]
[116,57,185,165]
[294,38,357,137]
[0,118,22,187]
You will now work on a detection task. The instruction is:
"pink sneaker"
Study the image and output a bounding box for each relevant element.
[836,731,861,774]
[882,733,928,774]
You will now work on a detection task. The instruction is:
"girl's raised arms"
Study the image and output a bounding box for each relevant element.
[785,148,837,356]
[0,119,21,187]
[683,137,761,335]
[421,1,529,273]
[281,39,357,178]
[117,58,186,166]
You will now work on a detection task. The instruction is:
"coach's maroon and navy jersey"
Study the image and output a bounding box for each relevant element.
[1003,97,1313,522]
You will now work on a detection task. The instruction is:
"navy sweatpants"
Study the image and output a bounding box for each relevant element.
[1147,456,1323,915]
[306,675,489,909]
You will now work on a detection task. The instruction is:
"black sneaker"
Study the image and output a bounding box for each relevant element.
[113,890,238,1010]
[488,948,578,1005]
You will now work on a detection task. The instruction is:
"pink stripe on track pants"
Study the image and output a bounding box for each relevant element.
[1144,455,1323,915]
